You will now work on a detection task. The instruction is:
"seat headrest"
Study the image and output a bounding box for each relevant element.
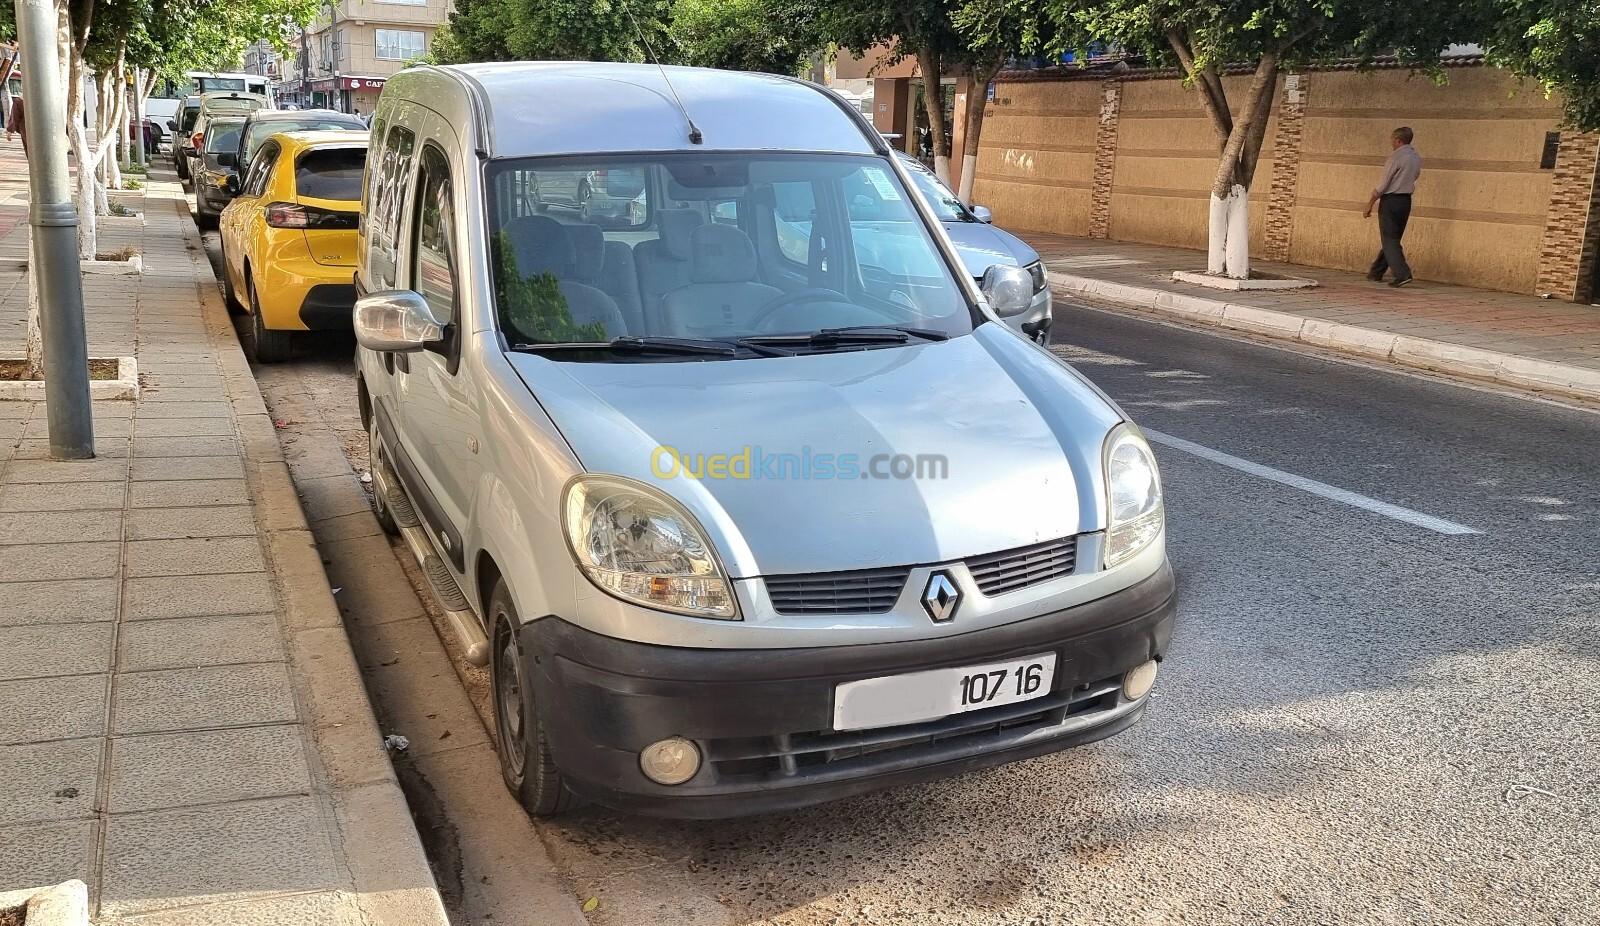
[569,223,605,283]
[690,224,759,284]
[505,214,576,280]
[656,208,702,262]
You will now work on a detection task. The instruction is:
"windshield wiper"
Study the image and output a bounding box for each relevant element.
[740,325,950,349]
[511,336,737,357]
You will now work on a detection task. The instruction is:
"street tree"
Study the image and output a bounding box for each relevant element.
[817,0,963,182]
[667,0,823,75]
[951,0,1050,202]
[1022,0,1480,279]
[438,0,670,64]
[1483,2,1600,132]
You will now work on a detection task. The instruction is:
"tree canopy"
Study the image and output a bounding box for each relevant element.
[667,0,823,75]
[1485,2,1600,132]
[439,0,671,65]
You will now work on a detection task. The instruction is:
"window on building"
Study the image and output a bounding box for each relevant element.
[375,29,425,61]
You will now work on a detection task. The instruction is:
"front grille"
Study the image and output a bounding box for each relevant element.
[705,675,1123,782]
[965,536,1078,596]
[764,565,911,615]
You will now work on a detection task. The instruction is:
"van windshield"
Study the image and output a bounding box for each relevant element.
[485,154,972,355]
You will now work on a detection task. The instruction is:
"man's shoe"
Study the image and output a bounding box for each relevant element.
[1389,277,1413,288]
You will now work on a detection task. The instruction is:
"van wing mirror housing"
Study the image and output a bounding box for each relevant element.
[167,119,177,131]
[980,264,1034,318]
[353,291,445,353]
[217,151,236,168]
[970,204,993,223]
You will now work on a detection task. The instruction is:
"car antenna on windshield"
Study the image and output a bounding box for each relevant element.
[623,0,703,144]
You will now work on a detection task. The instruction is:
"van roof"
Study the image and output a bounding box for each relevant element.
[409,62,879,160]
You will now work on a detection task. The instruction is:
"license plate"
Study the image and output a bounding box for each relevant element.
[832,652,1058,732]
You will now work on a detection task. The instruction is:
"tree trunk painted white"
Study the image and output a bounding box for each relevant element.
[24,238,43,379]
[932,153,951,185]
[132,66,146,166]
[1207,185,1251,278]
[958,153,978,203]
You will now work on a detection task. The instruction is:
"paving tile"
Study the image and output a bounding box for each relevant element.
[0,623,115,680]
[9,436,132,459]
[99,796,341,917]
[108,725,311,814]
[0,480,125,511]
[106,890,366,926]
[0,674,107,745]
[25,415,131,439]
[138,386,229,403]
[134,401,234,420]
[296,473,371,522]
[0,540,121,582]
[2,457,130,482]
[0,738,103,824]
[113,663,296,735]
[0,819,97,891]
[125,537,265,578]
[133,416,237,438]
[119,613,283,672]
[130,435,241,459]
[130,455,246,481]
[0,509,121,543]
[129,478,249,508]
[124,572,276,620]
[124,505,256,540]
[0,578,120,626]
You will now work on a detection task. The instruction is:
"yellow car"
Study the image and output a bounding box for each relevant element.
[219,129,369,362]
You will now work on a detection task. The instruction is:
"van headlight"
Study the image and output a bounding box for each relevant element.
[563,476,738,619]
[1103,424,1164,568]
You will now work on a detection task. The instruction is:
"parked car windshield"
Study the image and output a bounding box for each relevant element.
[896,156,972,223]
[485,153,972,354]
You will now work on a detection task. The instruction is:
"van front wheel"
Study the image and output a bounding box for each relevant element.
[490,583,578,817]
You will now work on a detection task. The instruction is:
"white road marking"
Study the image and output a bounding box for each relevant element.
[1143,428,1483,536]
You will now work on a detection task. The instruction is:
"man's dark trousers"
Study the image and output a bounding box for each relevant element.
[1369,193,1412,282]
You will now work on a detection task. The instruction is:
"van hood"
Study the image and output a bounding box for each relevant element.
[941,220,1040,279]
[505,324,1120,578]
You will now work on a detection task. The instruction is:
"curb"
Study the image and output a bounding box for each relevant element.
[177,195,452,926]
[1050,271,1600,404]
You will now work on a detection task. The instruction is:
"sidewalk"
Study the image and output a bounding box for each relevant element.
[0,144,449,924]
[1026,234,1600,403]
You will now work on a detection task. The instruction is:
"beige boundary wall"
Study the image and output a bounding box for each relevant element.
[973,62,1600,300]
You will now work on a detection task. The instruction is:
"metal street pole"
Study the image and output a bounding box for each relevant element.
[15,0,93,459]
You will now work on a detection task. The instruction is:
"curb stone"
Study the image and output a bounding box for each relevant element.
[1049,270,1600,404]
[180,206,451,925]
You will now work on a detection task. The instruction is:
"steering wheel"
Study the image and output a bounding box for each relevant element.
[747,288,853,333]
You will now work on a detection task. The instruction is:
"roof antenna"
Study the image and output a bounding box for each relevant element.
[623,0,702,144]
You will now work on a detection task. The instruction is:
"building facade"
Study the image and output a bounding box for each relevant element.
[284,0,452,114]
[970,58,1600,302]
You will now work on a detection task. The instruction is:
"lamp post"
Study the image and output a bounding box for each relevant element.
[14,0,94,459]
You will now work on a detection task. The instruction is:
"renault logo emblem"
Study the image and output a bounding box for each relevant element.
[922,571,961,623]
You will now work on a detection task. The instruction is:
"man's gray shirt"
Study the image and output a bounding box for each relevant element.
[1375,144,1422,196]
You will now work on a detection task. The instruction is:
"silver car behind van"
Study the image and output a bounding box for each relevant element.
[353,62,1175,819]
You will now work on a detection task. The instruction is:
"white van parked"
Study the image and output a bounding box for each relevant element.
[354,62,1176,819]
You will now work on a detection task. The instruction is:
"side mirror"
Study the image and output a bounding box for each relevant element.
[217,151,236,168]
[354,291,444,353]
[970,204,994,224]
[166,119,177,131]
[980,264,1034,318]
[224,173,240,195]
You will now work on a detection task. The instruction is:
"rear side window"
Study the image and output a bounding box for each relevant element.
[244,141,280,196]
[295,148,366,201]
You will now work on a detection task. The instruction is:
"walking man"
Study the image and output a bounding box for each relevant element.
[1364,126,1422,287]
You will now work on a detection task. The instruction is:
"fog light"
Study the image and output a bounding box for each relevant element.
[639,737,701,786]
[1122,660,1159,700]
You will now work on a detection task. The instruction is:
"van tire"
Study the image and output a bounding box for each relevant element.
[490,583,579,817]
[248,276,292,364]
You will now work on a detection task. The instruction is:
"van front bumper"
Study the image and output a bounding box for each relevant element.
[522,560,1175,818]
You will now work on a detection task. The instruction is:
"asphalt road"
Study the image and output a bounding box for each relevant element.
[209,221,1600,926]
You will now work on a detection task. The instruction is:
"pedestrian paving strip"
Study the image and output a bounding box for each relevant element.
[1143,428,1483,536]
